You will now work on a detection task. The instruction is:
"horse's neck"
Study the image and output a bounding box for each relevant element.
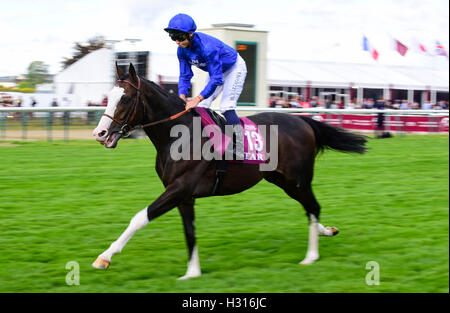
[142,93,192,155]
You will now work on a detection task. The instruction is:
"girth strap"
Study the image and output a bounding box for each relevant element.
[211,159,227,196]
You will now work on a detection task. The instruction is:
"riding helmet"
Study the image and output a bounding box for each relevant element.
[164,13,197,33]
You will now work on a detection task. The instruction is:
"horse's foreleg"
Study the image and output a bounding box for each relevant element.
[177,199,201,280]
[92,182,186,270]
[92,208,149,269]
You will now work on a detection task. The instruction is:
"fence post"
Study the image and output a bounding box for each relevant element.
[95,110,102,124]
[22,111,28,140]
[1,112,6,139]
[64,111,70,142]
[47,111,53,142]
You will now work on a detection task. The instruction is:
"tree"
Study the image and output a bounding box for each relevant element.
[26,61,50,88]
[62,36,107,69]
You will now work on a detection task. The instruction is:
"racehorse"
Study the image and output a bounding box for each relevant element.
[92,63,367,280]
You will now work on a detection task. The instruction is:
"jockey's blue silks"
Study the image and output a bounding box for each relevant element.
[177,32,238,99]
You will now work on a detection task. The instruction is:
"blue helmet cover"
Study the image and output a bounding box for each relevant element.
[164,13,197,33]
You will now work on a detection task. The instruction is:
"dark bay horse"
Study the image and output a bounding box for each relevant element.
[92,64,367,279]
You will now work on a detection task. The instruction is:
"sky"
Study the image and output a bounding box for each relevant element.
[0,0,448,76]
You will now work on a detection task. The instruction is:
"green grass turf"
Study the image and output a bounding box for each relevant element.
[0,135,448,293]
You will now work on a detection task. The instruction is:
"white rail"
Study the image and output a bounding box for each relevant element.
[0,106,448,116]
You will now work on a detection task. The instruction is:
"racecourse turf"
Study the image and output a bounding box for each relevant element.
[0,134,448,293]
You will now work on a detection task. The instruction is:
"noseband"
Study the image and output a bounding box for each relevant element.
[102,76,189,138]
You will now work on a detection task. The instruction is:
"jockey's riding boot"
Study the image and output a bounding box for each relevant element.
[223,110,244,161]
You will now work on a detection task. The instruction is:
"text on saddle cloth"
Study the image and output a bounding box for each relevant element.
[194,107,266,164]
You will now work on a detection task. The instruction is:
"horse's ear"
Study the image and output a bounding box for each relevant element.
[116,62,124,79]
[129,63,138,84]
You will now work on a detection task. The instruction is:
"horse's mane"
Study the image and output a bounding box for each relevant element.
[142,77,186,109]
[118,73,186,109]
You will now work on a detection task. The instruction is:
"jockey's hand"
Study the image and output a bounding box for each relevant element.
[185,95,203,111]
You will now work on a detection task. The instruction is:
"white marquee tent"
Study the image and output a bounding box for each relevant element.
[54,48,115,106]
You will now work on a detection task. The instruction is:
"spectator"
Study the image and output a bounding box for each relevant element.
[330,101,339,109]
[269,96,277,108]
[421,100,432,110]
[392,100,400,110]
[299,96,310,108]
[400,100,409,110]
[28,97,37,119]
[275,97,287,108]
[365,99,374,109]
[361,98,368,109]
[374,98,391,138]
[289,96,301,108]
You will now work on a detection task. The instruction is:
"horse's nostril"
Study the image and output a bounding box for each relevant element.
[99,130,106,137]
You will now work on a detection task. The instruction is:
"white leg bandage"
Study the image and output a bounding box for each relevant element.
[300,214,319,265]
[99,208,149,262]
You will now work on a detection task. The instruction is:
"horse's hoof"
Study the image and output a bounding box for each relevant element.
[178,273,201,280]
[300,258,318,266]
[300,253,319,265]
[92,257,110,270]
[326,226,340,236]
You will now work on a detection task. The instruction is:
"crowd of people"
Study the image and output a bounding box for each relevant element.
[269,95,449,110]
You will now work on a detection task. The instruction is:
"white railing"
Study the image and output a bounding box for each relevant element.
[0,106,448,141]
[0,106,448,115]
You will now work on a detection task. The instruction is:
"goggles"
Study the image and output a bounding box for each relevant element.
[169,32,189,42]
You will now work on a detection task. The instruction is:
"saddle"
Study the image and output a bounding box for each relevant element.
[192,107,227,133]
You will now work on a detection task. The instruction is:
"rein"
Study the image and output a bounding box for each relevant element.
[102,77,189,136]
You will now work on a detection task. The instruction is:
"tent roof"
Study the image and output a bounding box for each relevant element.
[152,52,449,91]
[268,59,449,90]
[54,48,114,84]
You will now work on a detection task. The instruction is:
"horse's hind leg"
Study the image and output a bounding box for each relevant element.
[177,198,201,280]
[283,184,339,265]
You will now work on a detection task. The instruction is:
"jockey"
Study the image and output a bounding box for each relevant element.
[164,13,246,159]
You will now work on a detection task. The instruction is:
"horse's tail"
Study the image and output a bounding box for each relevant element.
[298,115,367,154]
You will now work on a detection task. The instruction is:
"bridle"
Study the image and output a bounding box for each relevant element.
[102,76,189,138]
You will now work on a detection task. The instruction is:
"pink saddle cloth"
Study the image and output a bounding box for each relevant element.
[195,107,266,164]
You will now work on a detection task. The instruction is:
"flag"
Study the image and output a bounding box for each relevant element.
[418,43,427,53]
[363,36,379,61]
[411,38,430,55]
[394,39,408,56]
[435,41,448,57]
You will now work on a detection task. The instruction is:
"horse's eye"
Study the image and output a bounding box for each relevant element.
[119,96,132,106]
